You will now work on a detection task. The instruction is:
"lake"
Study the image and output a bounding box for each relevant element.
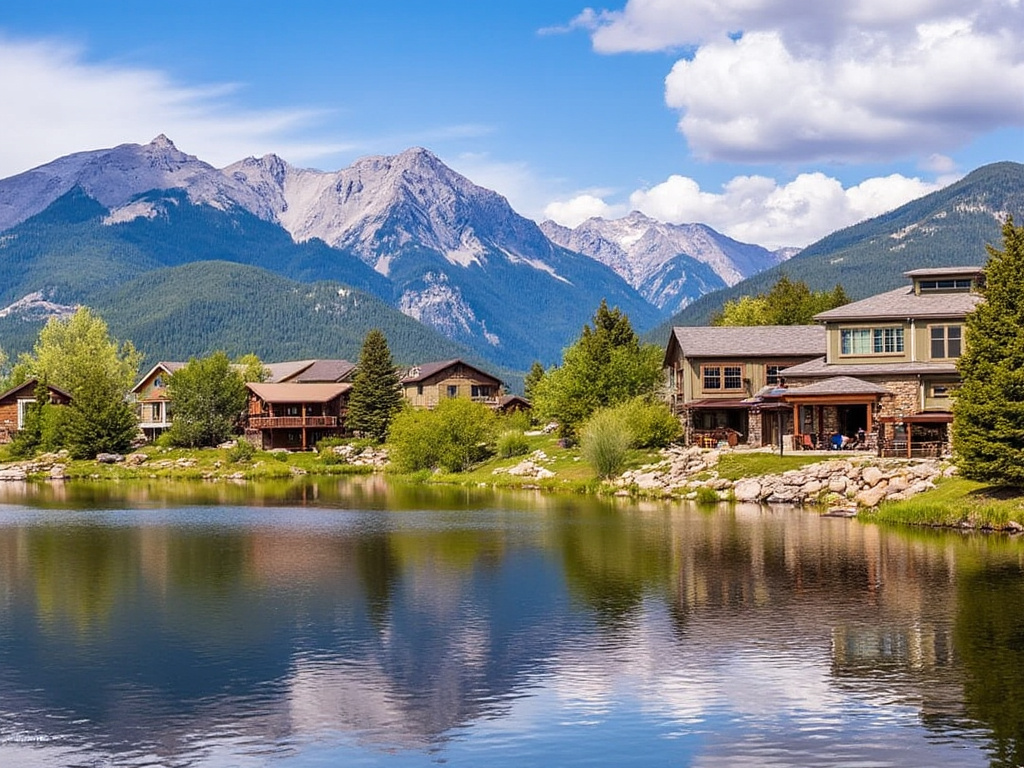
[0,476,1020,767]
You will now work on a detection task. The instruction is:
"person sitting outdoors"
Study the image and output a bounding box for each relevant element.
[830,431,844,450]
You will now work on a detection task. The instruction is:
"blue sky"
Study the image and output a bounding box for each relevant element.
[1,1,1022,249]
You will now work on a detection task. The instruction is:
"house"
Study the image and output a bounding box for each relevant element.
[767,267,983,455]
[0,379,73,443]
[131,359,356,442]
[401,360,504,409]
[244,382,351,450]
[663,326,826,447]
[131,362,185,441]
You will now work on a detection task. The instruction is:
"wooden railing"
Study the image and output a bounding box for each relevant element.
[247,416,339,429]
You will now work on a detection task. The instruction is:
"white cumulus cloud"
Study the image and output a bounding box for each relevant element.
[546,171,943,249]
[570,0,1024,163]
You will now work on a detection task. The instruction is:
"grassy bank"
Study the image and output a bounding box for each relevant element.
[864,477,1024,530]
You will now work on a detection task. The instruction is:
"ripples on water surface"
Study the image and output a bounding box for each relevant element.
[0,477,1019,766]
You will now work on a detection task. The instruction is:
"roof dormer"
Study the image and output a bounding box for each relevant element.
[904,266,984,295]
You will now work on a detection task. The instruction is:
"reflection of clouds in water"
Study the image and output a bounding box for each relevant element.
[287,659,431,750]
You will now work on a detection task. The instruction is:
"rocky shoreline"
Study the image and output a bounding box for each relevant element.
[614,446,951,509]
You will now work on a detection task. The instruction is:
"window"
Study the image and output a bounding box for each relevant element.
[766,365,784,385]
[919,278,972,292]
[930,325,962,359]
[416,384,423,396]
[930,384,952,398]
[471,385,490,398]
[840,327,904,355]
[447,385,458,398]
[153,376,164,388]
[285,405,300,417]
[16,399,34,430]
[701,365,744,391]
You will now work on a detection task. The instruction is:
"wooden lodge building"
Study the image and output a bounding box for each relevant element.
[401,359,504,409]
[245,382,351,450]
[0,379,73,444]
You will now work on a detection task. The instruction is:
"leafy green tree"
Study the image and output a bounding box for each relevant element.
[388,397,496,472]
[953,218,1024,486]
[347,329,403,442]
[236,353,269,382]
[166,352,249,448]
[523,361,545,401]
[531,300,663,438]
[712,275,849,326]
[64,374,140,458]
[28,307,142,395]
[17,308,142,458]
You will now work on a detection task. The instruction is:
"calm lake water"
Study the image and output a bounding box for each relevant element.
[0,476,1021,767]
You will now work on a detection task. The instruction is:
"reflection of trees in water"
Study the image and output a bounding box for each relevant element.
[956,562,1024,768]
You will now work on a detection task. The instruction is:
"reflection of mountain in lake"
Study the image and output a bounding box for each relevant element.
[0,486,1016,765]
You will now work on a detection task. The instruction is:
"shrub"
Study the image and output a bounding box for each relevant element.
[500,410,533,433]
[497,429,530,459]
[695,486,720,504]
[580,408,631,478]
[616,397,682,449]
[227,440,255,463]
[388,398,496,473]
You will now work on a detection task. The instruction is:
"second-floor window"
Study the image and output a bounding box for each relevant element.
[702,365,744,391]
[471,385,491,398]
[930,325,962,359]
[840,327,904,355]
[766,365,784,385]
[447,385,458,398]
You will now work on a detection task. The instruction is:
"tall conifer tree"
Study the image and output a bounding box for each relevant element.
[347,329,403,442]
[953,217,1024,486]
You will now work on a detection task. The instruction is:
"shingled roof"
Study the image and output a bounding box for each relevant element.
[246,382,351,403]
[666,325,826,360]
[781,356,959,378]
[813,285,981,322]
[401,359,501,385]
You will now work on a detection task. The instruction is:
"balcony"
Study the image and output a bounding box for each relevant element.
[248,416,339,429]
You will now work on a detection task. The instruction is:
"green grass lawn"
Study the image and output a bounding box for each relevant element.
[864,476,1024,529]
[713,451,830,481]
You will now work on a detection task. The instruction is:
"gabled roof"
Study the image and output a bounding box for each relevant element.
[0,378,73,402]
[401,359,501,385]
[246,382,352,404]
[781,356,959,378]
[131,361,185,394]
[263,359,318,383]
[813,285,981,322]
[666,325,826,361]
[290,359,356,383]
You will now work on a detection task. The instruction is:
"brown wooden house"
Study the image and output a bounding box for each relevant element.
[244,382,351,450]
[401,359,504,409]
[0,379,72,443]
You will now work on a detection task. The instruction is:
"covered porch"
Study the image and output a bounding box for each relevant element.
[876,412,952,458]
[780,377,888,451]
[245,382,351,451]
[684,398,749,448]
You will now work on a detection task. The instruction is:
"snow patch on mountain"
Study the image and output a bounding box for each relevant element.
[103,199,164,225]
[0,135,278,231]
[398,272,499,346]
[541,212,789,313]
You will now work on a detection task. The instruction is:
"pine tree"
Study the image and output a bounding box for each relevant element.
[953,217,1024,486]
[347,329,403,442]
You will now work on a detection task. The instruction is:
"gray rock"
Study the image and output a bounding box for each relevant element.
[96,453,124,464]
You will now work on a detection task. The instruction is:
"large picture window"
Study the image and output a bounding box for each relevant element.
[930,325,962,359]
[840,327,904,355]
[701,365,744,392]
